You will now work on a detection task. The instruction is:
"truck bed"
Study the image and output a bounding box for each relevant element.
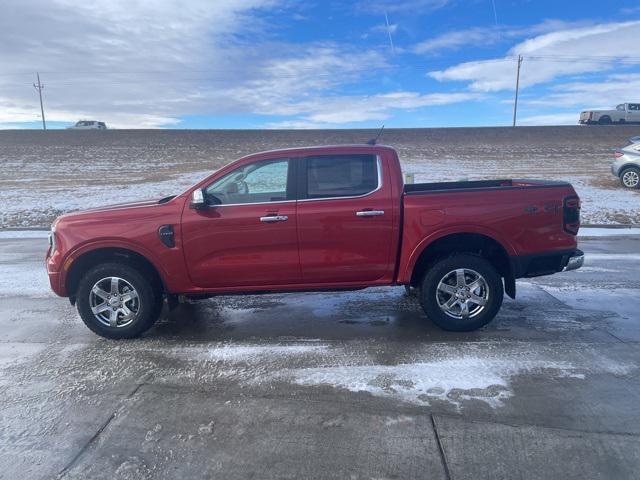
[404,179,570,194]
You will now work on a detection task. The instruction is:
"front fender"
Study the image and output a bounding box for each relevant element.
[60,238,173,295]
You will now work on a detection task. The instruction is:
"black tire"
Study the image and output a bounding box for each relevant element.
[420,254,503,332]
[620,166,640,189]
[76,262,163,339]
[598,116,612,125]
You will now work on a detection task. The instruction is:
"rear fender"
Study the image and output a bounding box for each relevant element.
[400,225,517,286]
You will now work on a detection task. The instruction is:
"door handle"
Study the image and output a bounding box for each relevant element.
[355,210,385,217]
[260,215,288,222]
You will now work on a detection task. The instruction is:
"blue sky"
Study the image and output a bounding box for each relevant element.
[1,0,640,129]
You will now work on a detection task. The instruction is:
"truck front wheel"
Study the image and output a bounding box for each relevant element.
[76,263,163,339]
[420,254,503,331]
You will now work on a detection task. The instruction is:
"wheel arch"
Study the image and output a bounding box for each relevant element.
[619,164,640,175]
[65,245,166,304]
[407,231,516,298]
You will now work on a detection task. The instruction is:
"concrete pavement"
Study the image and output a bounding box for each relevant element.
[0,235,639,479]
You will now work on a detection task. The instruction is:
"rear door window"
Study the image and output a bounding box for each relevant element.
[304,154,378,199]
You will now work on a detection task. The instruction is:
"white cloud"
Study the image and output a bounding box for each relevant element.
[267,91,476,128]
[518,113,578,126]
[414,27,500,54]
[0,0,286,127]
[0,0,466,129]
[413,20,581,55]
[360,0,451,14]
[429,21,640,91]
[524,73,640,109]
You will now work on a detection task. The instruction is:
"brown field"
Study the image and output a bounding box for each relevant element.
[1,126,639,227]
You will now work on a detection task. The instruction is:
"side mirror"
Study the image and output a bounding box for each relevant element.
[190,189,206,209]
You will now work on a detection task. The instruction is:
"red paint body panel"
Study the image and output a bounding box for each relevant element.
[46,145,579,298]
[181,201,300,287]
[397,184,578,284]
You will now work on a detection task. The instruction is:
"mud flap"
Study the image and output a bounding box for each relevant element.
[504,276,516,299]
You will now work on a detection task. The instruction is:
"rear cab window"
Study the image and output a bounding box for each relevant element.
[302,154,379,199]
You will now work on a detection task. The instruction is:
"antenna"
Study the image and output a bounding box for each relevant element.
[366,125,385,145]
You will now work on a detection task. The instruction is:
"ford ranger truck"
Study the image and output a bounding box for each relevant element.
[46,145,584,339]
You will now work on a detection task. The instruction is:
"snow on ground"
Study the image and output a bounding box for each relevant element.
[0,233,637,408]
[161,341,634,409]
[576,227,640,236]
[1,128,639,227]
[0,263,53,298]
[0,169,210,228]
[281,354,630,408]
[0,342,47,370]
[0,230,50,238]
[406,162,639,227]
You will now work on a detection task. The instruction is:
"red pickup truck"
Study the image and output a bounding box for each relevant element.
[46,144,583,338]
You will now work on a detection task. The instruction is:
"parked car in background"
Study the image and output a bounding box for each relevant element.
[67,120,107,130]
[46,144,583,338]
[580,103,640,124]
[612,136,640,189]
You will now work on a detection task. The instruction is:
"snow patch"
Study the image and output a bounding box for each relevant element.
[0,230,49,239]
[579,228,640,237]
[205,344,328,361]
[284,357,588,408]
[0,262,53,297]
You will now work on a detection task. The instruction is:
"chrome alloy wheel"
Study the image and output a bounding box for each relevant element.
[89,277,141,328]
[622,170,639,188]
[436,268,489,320]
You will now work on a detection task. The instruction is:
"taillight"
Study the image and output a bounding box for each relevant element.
[614,150,624,158]
[563,196,580,235]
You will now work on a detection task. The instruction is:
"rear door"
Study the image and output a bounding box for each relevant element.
[181,158,300,288]
[296,154,394,284]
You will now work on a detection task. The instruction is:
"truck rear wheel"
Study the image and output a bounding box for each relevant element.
[420,254,503,332]
[76,263,163,339]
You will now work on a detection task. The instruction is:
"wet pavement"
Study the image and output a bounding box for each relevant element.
[0,234,639,479]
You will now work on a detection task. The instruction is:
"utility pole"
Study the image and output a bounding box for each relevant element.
[33,72,46,130]
[512,55,523,127]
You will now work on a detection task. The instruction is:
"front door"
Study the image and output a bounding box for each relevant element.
[182,158,300,288]
[296,154,394,284]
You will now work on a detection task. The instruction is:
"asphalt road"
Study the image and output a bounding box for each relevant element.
[0,234,639,479]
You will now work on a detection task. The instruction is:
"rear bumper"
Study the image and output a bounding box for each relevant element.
[510,249,584,278]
